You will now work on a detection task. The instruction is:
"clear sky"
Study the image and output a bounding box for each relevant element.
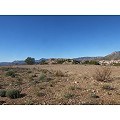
[0,16,120,62]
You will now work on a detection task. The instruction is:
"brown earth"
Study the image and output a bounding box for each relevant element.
[0,64,120,105]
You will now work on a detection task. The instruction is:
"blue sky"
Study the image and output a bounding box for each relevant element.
[0,16,120,62]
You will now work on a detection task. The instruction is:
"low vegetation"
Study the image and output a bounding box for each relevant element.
[54,70,64,77]
[82,60,100,65]
[0,90,6,97]
[6,90,21,99]
[6,71,16,78]
[64,93,75,99]
[102,84,115,91]
[0,65,120,105]
[93,66,112,82]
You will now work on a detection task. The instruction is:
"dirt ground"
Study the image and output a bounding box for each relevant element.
[0,64,120,105]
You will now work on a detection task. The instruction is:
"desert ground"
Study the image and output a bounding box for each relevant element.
[0,64,120,105]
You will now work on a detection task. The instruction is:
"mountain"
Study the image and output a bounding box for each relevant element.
[104,51,120,60]
[74,56,103,61]
[74,51,120,61]
[0,62,12,66]
[0,58,48,66]
[1,51,120,66]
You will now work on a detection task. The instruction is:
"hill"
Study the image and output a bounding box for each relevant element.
[104,51,120,60]
[1,51,120,66]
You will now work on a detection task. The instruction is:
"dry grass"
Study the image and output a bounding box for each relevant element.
[0,65,120,105]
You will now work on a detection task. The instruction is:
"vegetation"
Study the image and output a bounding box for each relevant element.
[0,64,120,105]
[6,90,21,99]
[64,93,75,99]
[0,90,6,97]
[36,92,46,97]
[25,57,35,65]
[6,71,16,78]
[55,70,64,77]
[39,60,48,65]
[93,67,112,82]
[102,84,115,90]
[39,73,46,81]
[82,60,100,65]
[72,60,80,64]
[113,63,120,66]
[91,93,99,98]
[56,59,65,64]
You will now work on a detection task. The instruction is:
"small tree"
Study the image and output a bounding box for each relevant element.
[25,57,35,65]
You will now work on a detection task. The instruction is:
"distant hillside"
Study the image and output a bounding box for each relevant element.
[104,51,120,60]
[75,51,120,61]
[0,58,48,66]
[74,57,103,61]
[1,51,120,66]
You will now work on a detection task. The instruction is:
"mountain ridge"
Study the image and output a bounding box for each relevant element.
[1,51,120,66]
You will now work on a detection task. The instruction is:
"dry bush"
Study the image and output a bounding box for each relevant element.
[93,66,112,82]
[54,70,64,77]
[102,84,115,90]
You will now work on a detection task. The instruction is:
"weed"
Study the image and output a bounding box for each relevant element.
[39,73,46,81]
[6,71,16,78]
[69,86,76,90]
[6,89,21,99]
[0,89,6,97]
[91,93,100,98]
[36,92,46,97]
[93,67,112,82]
[102,84,115,90]
[55,70,64,77]
[64,93,75,99]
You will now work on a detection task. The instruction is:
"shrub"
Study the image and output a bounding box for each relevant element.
[39,60,48,65]
[6,90,21,99]
[69,86,76,90]
[82,60,100,65]
[25,57,35,65]
[0,67,10,71]
[72,60,80,64]
[27,70,32,73]
[56,59,65,64]
[113,63,120,66]
[91,93,99,98]
[39,73,46,81]
[0,90,6,97]
[6,71,16,78]
[36,92,46,97]
[55,70,64,77]
[93,67,112,82]
[102,84,115,90]
[64,93,75,99]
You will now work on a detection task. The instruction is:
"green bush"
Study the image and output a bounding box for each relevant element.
[56,59,65,64]
[0,90,6,97]
[25,57,35,65]
[6,90,21,99]
[82,60,100,65]
[64,93,75,99]
[39,74,46,81]
[39,60,48,65]
[6,71,16,78]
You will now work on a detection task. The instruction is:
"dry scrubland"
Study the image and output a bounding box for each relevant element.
[0,64,120,105]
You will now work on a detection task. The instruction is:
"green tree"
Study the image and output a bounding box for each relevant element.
[25,57,35,65]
